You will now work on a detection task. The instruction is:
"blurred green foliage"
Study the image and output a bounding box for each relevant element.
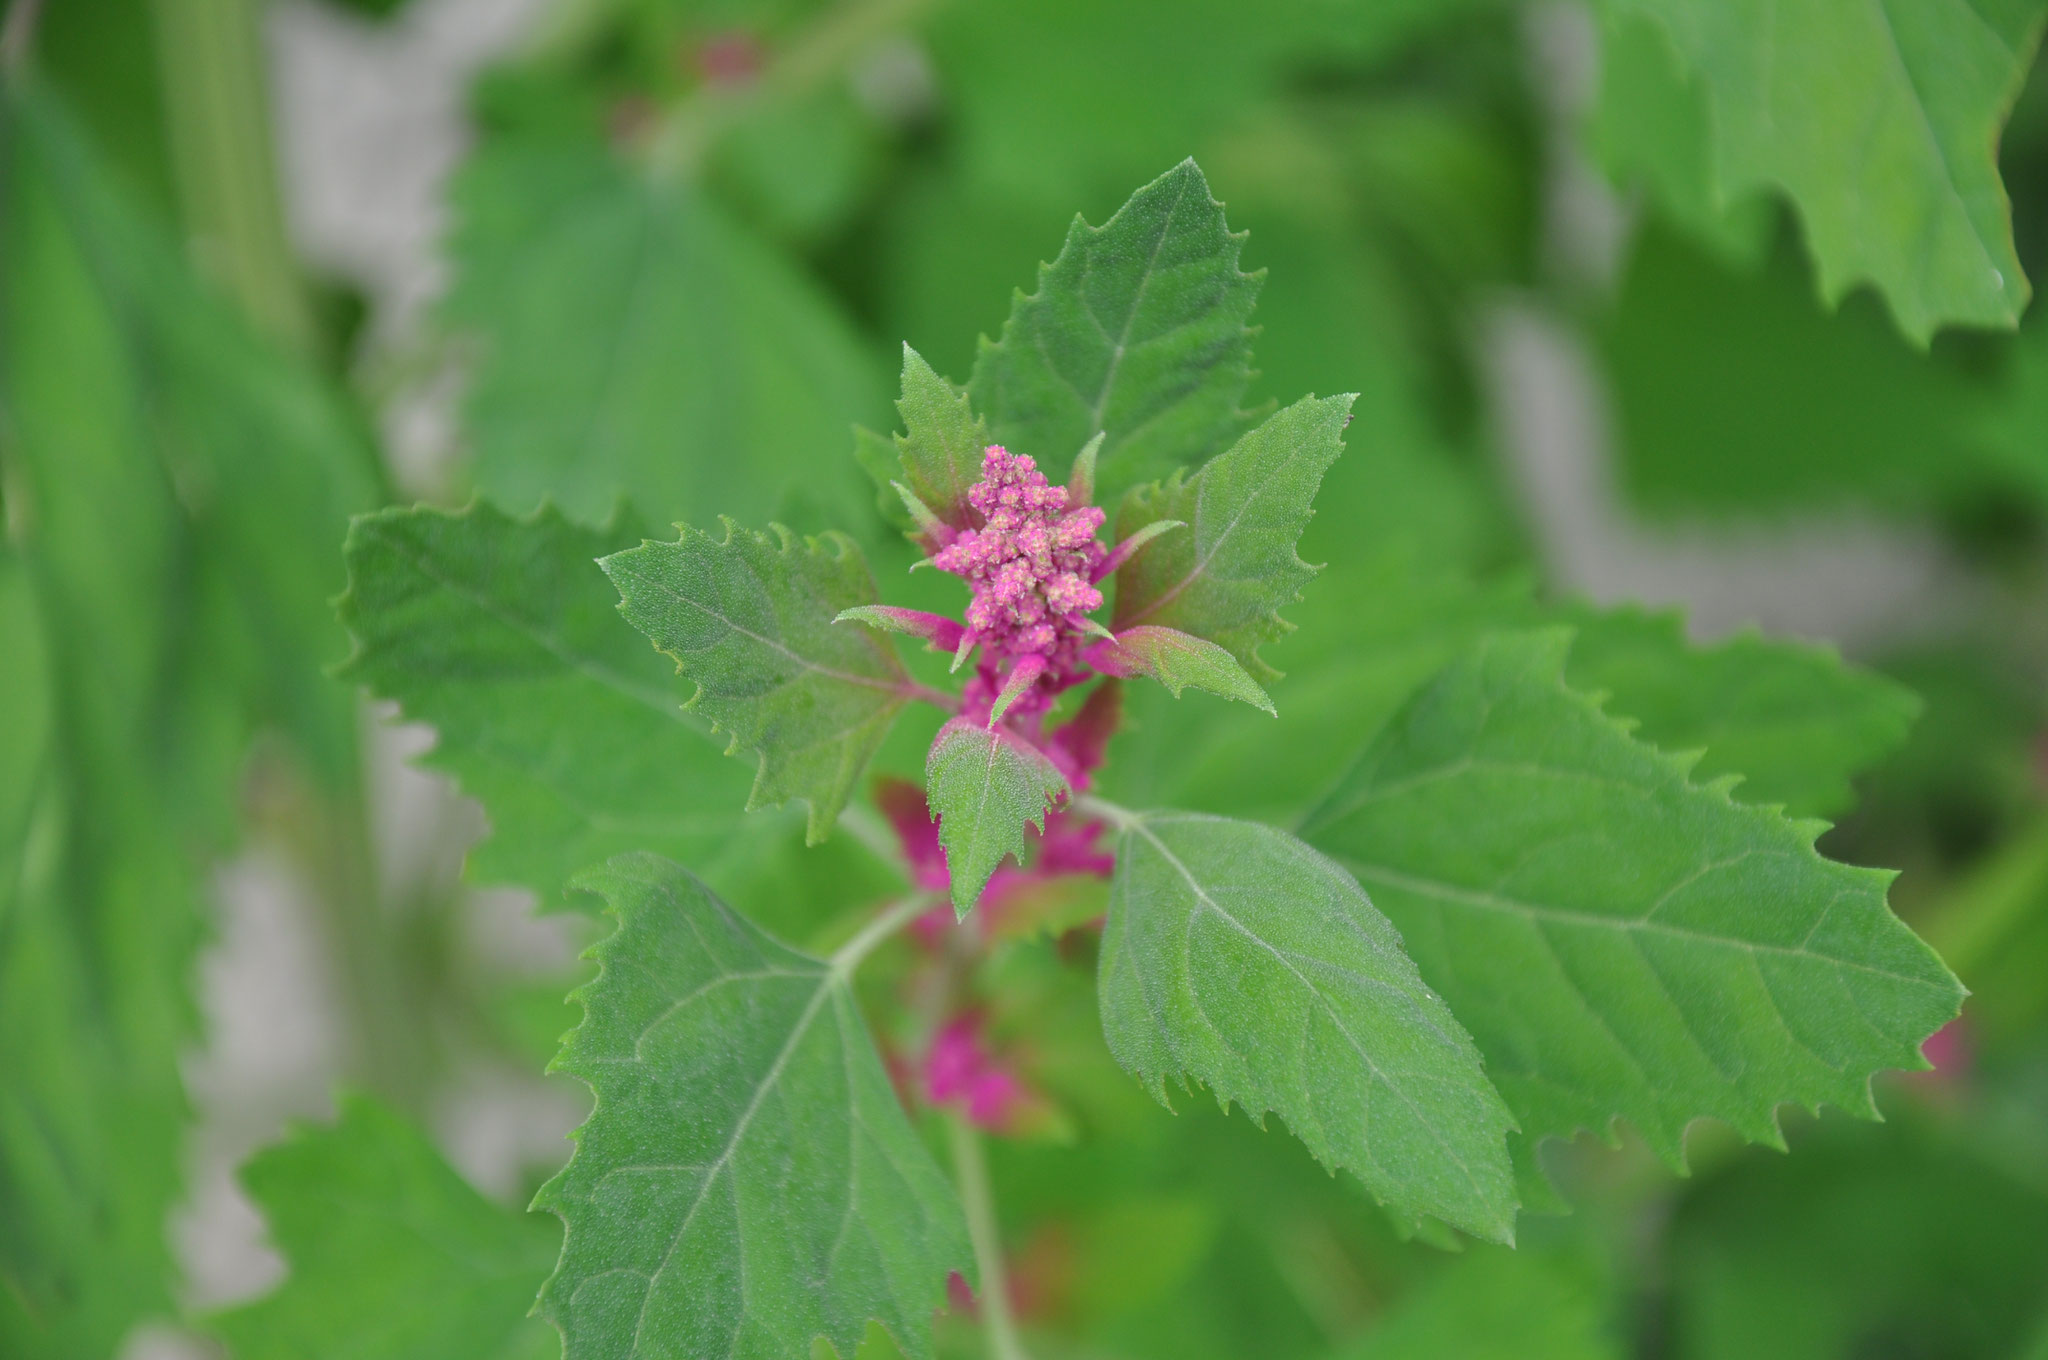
[2,0,2047,1356]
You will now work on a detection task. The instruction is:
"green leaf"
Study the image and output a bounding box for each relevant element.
[925,719,1071,917]
[535,854,969,1360]
[969,159,1262,499]
[208,1095,559,1360]
[1333,1245,1621,1360]
[1096,810,1518,1243]
[1564,605,1921,820]
[603,520,914,844]
[1111,394,1353,683]
[1090,625,1275,714]
[877,345,989,527]
[1299,629,1963,1178]
[338,501,893,911]
[445,134,883,525]
[1596,0,2048,341]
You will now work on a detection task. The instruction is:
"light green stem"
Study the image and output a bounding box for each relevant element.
[830,893,933,975]
[150,0,312,347]
[947,1115,1031,1360]
[1075,793,1137,829]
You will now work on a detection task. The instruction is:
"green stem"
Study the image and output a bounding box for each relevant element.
[947,1115,1031,1360]
[149,0,312,347]
[1074,793,1137,829]
[830,893,933,975]
[643,0,941,182]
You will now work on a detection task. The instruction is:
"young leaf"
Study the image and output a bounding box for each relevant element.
[926,719,1071,917]
[338,501,889,909]
[1597,0,2046,341]
[1112,393,1353,683]
[1096,810,1518,1243]
[603,520,914,843]
[535,854,969,1360]
[1299,629,1964,1174]
[445,135,882,526]
[877,345,989,528]
[208,1096,559,1360]
[1085,625,1275,714]
[969,159,1262,498]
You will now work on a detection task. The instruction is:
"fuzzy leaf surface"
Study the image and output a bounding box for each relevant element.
[603,521,912,843]
[1299,630,1963,1172]
[535,854,969,1360]
[1112,394,1352,682]
[1563,605,1921,820]
[926,720,1070,916]
[882,345,989,527]
[1597,0,2048,341]
[1089,625,1275,714]
[338,502,886,909]
[1097,811,1518,1242]
[209,1096,559,1360]
[446,136,881,525]
[969,158,1261,499]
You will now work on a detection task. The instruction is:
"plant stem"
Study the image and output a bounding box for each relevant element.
[947,1115,1031,1360]
[149,0,313,348]
[830,893,933,975]
[1074,793,1137,829]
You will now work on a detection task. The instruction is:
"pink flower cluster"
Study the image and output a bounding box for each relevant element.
[932,446,1106,664]
[921,1015,1024,1129]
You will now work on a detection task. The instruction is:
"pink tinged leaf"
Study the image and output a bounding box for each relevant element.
[1051,680,1121,784]
[834,605,966,652]
[950,630,977,674]
[1086,626,1275,715]
[1067,431,1104,507]
[988,654,1048,726]
[1093,518,1186,583]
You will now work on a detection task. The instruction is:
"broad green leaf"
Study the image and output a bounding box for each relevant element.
[874,346,989,527]
[0,91,374,1357]
[1564,606,1920,820]
[445,135,883,526]
[925,719,1070,916]
[535,854,969,1360]
[603,520,914,844]
[1090,625,1275,714]
[1592,9,1773,269]
[337,502,890,913]
[1596,0,2048,341]
[1332,1246,1620,1360]
[1111,394,1353,683]
[1110,546,1917,829]
[208,1096,559,1360]
[1299,630,1963,1177]
[969,159,1262,498]
[1096,810,1518,1243]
